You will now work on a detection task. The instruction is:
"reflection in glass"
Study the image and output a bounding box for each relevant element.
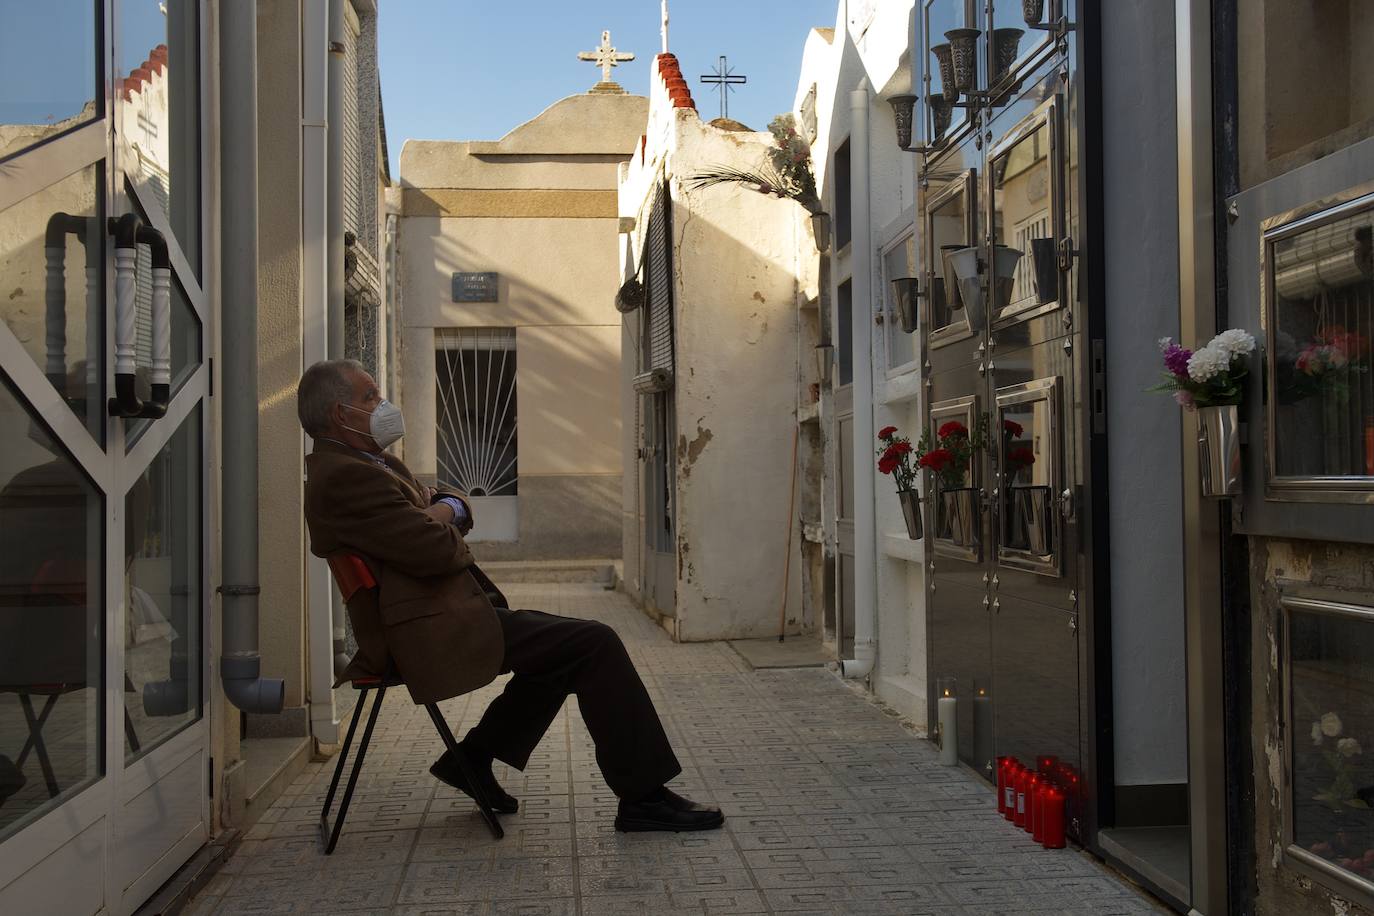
[125,266,202,450]
[118,0,201,276]
[0,166,104,440]
[930,403,980,551]
[928,183,972,336]
[0,0,99,160]
[0,376,102,841]
[885,236,918,369]
[999,399,1054,559]
[1288,607,1374,882]
[924,0,969,140]
[125,406,201,762]
[1270,207,1374,478]
[990,120,1053,322]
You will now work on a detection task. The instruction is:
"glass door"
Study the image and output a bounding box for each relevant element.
[0,2,211,913]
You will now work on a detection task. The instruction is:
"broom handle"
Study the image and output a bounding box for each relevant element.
[778,424,800,641]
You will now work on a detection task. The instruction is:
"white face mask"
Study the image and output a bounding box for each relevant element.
[342,399,405,449]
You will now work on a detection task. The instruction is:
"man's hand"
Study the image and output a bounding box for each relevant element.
[423,485,438,503]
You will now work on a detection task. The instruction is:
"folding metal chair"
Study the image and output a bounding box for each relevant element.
[317,552,503,854]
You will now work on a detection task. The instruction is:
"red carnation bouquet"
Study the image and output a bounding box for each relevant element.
[878,416,987,492]
[876,425,919,492]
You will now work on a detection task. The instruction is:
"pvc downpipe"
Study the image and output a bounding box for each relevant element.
[219,0,285,714]
[327,0,346,360]
[841,83,878,680]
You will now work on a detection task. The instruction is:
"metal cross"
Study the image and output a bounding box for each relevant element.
[578,30,635,85]
[700,56,747,120]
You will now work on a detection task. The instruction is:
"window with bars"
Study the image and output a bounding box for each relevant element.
[435,328,517,497]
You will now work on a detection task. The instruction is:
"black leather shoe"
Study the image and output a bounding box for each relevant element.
[614,788,725,832]
[430,748,518,814]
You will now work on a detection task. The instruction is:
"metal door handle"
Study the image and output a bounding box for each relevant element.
[992,598,1001,613]
[1058,487,1074,520]
[108,214,170,420]
[982,595,990,607]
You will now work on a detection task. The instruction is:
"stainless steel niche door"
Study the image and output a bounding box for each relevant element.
[0,2,212,913]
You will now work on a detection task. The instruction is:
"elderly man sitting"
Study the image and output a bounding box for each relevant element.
[297,359,722,833]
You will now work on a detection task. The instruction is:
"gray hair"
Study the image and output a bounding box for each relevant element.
[297,358,365,437]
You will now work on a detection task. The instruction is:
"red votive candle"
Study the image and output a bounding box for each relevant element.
[1036,754,1059,775]
[1042,787,1066,848]
[996,757,1010,815]
[1005,758,1016,823]
[1014,769,1029,828]
[1026,775,1041,836]
[1031,778,1046,842]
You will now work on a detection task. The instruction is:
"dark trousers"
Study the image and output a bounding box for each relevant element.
[463,608,681,801]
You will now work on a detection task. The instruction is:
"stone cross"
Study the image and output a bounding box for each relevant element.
[578,31,635,85]
[661,1,670,53]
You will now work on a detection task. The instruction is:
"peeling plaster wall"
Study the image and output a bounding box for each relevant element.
[1251,539,1374,916]
[618,66,804,641]
[669,117,805,642]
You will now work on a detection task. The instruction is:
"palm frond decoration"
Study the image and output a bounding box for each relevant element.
[686,114,823,215]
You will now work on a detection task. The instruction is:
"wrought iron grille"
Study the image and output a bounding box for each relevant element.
[435,328,517,497]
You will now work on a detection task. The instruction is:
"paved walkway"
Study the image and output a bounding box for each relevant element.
[188,583,1164,916]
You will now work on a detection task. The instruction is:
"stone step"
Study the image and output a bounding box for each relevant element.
[478,558,620,584]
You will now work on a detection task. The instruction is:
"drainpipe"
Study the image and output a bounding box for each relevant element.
[219,0,286,714]
[303,0,343,739]
[841,81,878,680]
[327,0,346,359]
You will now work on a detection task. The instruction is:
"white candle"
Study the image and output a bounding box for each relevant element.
[937,688,958,766]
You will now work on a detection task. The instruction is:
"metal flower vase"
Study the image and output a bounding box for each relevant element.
[991,28,1024,84]
[930,43,960,103]
[945,29,981,93]
[1016,485,1053,555]
[1023,0,1046,26]
[1198,404,1242,497]
[897,490,923,540]
[942,487,980,547]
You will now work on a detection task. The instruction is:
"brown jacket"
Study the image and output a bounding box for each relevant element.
[303,440,505,704]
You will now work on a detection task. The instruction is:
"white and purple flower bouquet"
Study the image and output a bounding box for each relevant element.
[1150,329,1256,411]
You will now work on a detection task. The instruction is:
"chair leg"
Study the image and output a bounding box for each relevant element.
[319,686,370,848]
[324,686,386,855]
[425,703,504,841]
[18,694,61,798]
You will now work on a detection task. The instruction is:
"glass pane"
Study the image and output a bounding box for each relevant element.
[125,248,202,450]
[990,0,1050,85]
[0,165,104,441]
[929,184,970,334]
[1271,207,1374,478]
[990,120,1053,322]
[118,0,201,276]
[0,374,102,840]
[925,0,970,139]
[886,236,917,369]
[0,0,99,160]
[1288,608,1374,882]
[124,405,201,762]
[837,280,853,385]
[999,398,1055,559]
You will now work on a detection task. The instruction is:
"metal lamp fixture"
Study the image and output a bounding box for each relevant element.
[815,343,834,386]
[888,94,917,151]
[811,212,832,252]
[890,277,920,333]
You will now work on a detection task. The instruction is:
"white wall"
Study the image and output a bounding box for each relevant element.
[1103,2,1188,787]
[796,2,926,722]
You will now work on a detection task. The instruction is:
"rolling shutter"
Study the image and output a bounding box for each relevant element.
[645,182,674,372]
